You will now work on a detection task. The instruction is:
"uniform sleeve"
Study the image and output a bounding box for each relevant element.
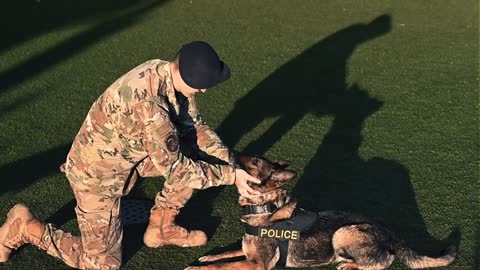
[180,97,233,164]
[135,101,236,189]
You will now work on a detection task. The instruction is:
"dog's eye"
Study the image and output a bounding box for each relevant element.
[251,158,259,166]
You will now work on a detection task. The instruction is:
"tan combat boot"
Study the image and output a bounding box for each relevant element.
[143,206,207,248]
[0,204,47,262]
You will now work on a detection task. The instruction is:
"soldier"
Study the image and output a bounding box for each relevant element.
[0,41,261,269]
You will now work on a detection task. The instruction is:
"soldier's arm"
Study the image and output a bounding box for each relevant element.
[179,97,233,164]
[135,101,236,189]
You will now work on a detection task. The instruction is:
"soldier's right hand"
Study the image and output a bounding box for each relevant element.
[234,169,261,198]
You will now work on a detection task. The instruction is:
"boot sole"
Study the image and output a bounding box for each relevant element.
[0,205,24,262]
[0,220,12,263]
[143,234,201,248]
[0,203,32,258]
[143,231,172,248]
[144,236,206,248]
[0,245,11,263]
[143,238,167,248]
[144,239,198,248]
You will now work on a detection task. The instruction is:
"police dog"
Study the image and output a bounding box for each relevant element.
[185,155,457,270]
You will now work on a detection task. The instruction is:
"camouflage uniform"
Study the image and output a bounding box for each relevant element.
[39,60,235,269]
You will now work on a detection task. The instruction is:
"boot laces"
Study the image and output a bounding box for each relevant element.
[6,235,24,249]
[171,224,189,234]
[5,219,40,249]
[4,218,27,249]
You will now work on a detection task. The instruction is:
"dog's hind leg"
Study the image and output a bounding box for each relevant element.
[337,262,360,270]
[185,260,265,270]
[332,225,394,270]
[198,250,245,262]
[333,249,358,270]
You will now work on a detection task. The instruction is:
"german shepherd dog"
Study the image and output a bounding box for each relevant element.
[185,155,457,270]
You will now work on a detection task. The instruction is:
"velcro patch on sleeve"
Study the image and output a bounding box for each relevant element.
[165,133,179,152]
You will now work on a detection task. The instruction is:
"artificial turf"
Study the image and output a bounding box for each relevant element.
[0,0,478,269]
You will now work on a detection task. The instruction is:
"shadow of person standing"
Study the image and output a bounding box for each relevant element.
[217,15,390,155]
[213,14,457,255]
[291,84,458,255]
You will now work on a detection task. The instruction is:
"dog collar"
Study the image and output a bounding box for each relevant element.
[243,203,277,215]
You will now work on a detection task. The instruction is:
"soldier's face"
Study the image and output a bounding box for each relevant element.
[181,86,206,98]
[171,63,207,97]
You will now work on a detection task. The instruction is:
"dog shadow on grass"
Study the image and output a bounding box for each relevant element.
[191,14,459,266]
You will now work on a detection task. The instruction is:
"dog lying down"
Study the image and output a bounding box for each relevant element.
[186,155,457,270]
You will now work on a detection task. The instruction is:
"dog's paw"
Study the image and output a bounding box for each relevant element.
[241,213,273,226]
[269,200,297,222]
[239,189,287,206]
[198,256,211,262]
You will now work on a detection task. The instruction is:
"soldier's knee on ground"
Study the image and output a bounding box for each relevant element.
[82,253,122,270]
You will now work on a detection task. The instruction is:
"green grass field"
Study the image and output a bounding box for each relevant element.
[0,0,478,269]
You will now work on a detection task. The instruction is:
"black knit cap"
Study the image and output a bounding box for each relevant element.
[178,41,231,89]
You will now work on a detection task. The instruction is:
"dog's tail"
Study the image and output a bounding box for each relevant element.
[392,240,457,269]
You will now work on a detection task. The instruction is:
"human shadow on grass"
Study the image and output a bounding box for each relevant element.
[0,1,171,194]
[0,0,155,53]
[0,93,40,118]
[0,143,71,196]
[1,13,459,268]
[290,87,460,256]
[0,0,170,94]
[188,14,391,265]
[192,14,459,265]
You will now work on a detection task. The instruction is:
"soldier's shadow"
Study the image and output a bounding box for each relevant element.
[190,14,459,265]
[45,13,459,268]
[290,89,460,255]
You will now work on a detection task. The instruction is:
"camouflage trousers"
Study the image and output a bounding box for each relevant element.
[41,157,194,269]
[40,187,122,270]
[137,156,194,210]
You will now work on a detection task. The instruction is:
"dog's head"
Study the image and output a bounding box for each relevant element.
[235,153,297,207]
[234,154,299,227]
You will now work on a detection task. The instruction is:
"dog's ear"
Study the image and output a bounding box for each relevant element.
[234,152,258,168]
[277,160,290,169]
[264,170,296,189]
[271,170,297,183]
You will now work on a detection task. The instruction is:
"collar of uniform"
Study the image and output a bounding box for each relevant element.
[159,62,181,115]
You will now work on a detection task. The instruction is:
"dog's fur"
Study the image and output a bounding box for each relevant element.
[186,155,457,270]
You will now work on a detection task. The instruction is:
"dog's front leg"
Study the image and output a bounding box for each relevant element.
[268,200,297,222]
[198,250,245,262]
[185,260,265,270]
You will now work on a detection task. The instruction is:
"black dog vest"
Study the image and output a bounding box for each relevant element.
[244,204,318,266]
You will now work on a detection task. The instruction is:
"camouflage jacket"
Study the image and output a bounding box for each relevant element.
[63,60,235,196]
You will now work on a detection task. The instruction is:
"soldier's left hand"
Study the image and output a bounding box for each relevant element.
[234,169,261,198]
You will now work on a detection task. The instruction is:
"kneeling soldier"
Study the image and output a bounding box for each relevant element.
[0,41,260,270]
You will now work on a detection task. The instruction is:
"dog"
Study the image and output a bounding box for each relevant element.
[185,155,457,270]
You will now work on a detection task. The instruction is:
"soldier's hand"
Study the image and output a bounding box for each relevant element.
[234,169,261,198]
